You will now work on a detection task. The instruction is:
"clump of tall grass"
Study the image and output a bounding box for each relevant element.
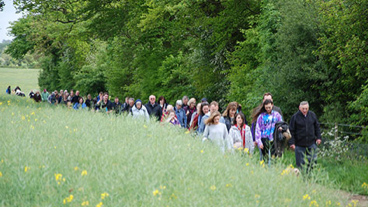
[0,95,350,206]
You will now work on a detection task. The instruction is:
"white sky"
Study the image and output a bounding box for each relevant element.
[0,0,23,41]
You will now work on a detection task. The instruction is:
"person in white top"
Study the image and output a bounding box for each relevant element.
[203,111,232,152]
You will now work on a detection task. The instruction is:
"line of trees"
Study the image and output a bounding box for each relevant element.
[4,0,368,139]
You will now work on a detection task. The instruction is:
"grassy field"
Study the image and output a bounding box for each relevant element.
[0,68,367,206]
[0,95,355,206]
[0,68,40,94]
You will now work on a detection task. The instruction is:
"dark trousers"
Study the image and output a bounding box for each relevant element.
[295,143,317,173]
[260,138,275,161]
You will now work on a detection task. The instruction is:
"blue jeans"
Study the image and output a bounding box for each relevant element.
[295,143,317,173]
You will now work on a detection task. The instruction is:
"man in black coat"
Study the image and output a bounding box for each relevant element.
[289,101,321,172]
[145,95,162,121]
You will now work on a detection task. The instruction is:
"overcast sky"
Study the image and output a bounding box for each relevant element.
[0,0,23,41]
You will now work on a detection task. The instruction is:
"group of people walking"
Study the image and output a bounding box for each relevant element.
[6,86,322,173]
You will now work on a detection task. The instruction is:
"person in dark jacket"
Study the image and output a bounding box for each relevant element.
[145,95,162,121]
[222,102,238,132]
[289,101,321,173]
[85,94,93,109]
[122,98,135,114]
[111,97,122,114]
[71,90,80,104]
[33,91,42,102]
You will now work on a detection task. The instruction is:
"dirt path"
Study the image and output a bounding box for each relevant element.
[338,190,368,207]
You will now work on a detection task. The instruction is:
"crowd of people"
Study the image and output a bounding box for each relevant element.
[6,85,322,173]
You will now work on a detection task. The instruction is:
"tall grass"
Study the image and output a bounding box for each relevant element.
[0,95,353,206]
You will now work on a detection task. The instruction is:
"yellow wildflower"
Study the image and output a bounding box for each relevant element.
[81,170,87,176]
[303,194,311,200]
[74,166,79,171]
[326,200,331,206]
[0,102,2,105]
[21,116,25,120]
[185,130,190,134]
[260,160,264,166]
[0,171,2,177]
[153,189,160,196]
[244,148,249,154]
[159,185,166,190]
[246,163,249,166]
[225,183,232,188]
[143,125,148,128]
[35,118,38,121]
[210,185,216,191]
[65,126,69,129]
[101,192,109,199]
[309,200,318,207]
[31,111,35,115]
[200,150,204,153]
[64,195,73,203]
[351,200,359,206]
[1,159,3,163]
[362,182,368,189]
[255,194,260,199]
[55,173,63,181]
[81,201,89,206]
[24,166,29,172]
[96,202,103,207]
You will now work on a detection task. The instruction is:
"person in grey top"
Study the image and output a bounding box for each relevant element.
[203,111,232,152]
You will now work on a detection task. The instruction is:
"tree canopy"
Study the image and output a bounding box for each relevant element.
[4,0,368,130]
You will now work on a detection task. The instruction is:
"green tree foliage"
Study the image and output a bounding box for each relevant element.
[5,0,368,136]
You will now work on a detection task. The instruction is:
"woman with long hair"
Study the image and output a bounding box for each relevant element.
[229,113,254,154]
[254,99,283,159]
[158,96,168,114]
[189,103,201,131]
[203,111,232,152]
[222,102,238,132]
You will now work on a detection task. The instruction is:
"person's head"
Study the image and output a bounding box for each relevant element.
[115,97,119,103]
[205,111,221,125]
[125,97,129,103]
[196,103,202,112]
[54,90,58,95]
[149,95,156,105]
[36,91,40,95]
[167,109,176,119]
[60,90,63,94]
[64,90,68,93]
[135,99,142,109]
[64,92,69,98]
[200,102,209,116]
[182,96,189,105]
[263,99,273,114]
[201,98,208,103]
[188,98,196,109]
[176,100,183,110]
[103,94,109,102]
[166,104,174,111]
[210,101,219,113]
[43,89,47,93]
[233,112,246,128]
[87,94,91,100]
[70,90,74,96]
[99,92,103,97]
[263,92,273,103]
[129,98,135,106]
[78,97,84,104]
[253,99,274,122]
[158,96,166,106]
[76,91,80,96]
[299,101,309,116]
[223,102,237,118]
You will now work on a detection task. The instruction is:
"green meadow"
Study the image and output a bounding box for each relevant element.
[0,68,367,206]
[0,68,40,94]
[0,95,352,206]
